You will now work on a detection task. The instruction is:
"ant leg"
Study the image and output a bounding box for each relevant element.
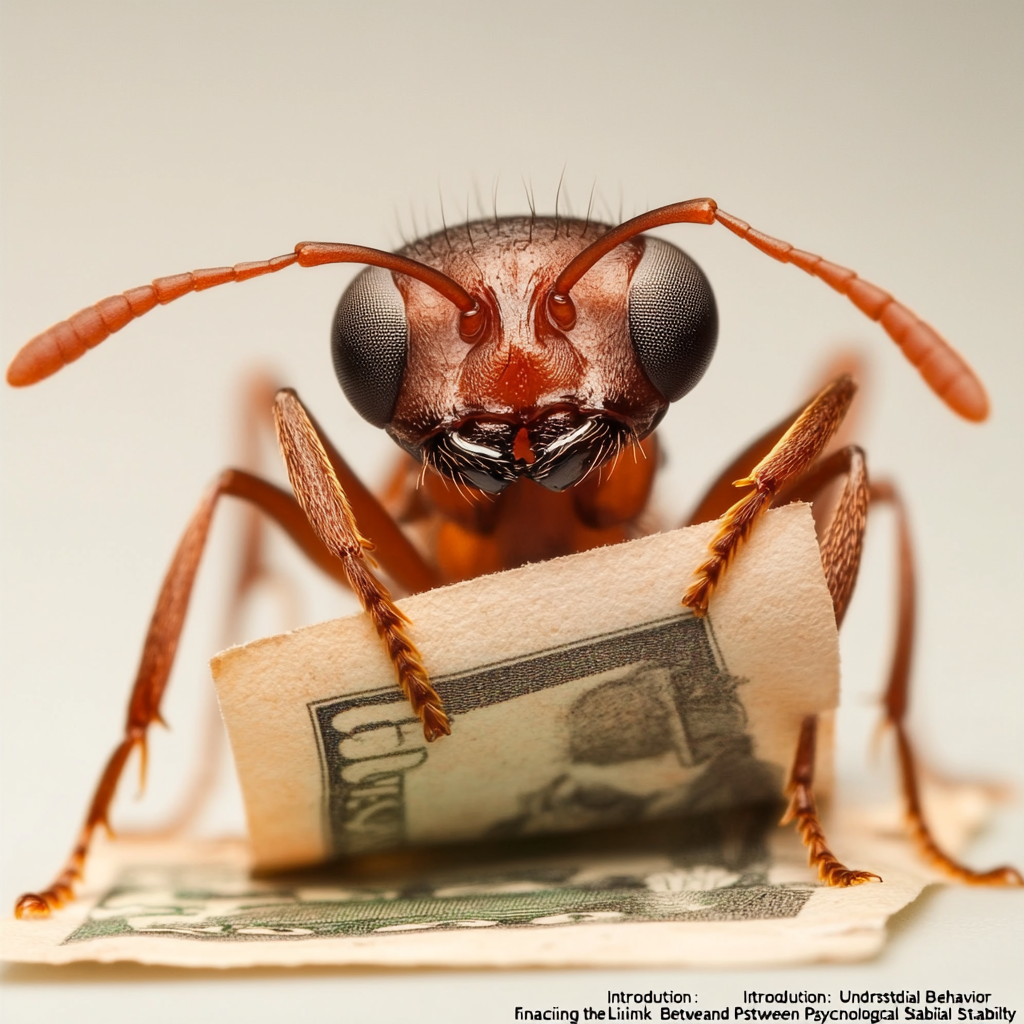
[869,482,1022,886]
[14,468,367,919]
[152,374,286,838]
[155,373,309,838]
[782,716,880,886]
[779,445,869,627]
[231,372,440,602]
[228,372,438,608]
[273,389,450,744]
[311,409,438,597]
[162,372,441,837]
[684,411,793,528]
[685,353,869,529]
[686,437,874,883]
[777,444,879,884]
[783,457,1020,884]
[683,374,856,613]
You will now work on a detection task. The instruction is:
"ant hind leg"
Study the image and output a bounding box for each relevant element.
[869,481,1022,886]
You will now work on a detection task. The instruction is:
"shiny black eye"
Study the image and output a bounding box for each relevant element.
[331,266,408,428]
[627,238,718,403]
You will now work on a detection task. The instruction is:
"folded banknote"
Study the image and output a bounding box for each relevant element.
[211,504,838,871]
[3,503,994,968]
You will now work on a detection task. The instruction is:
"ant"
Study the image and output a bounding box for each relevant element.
[7,196,1021,918]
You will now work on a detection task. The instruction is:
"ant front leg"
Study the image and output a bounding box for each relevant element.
[228,373,438,622]
[682,374,856,614]
[272,390,450,742]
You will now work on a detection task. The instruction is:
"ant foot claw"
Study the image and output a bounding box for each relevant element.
[824,868,882,887]
[14,892,54,919]
[421,704,451,742]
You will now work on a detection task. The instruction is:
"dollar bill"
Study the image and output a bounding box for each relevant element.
[0,783,990,967]
[210,504,840,872]
[0,504,996,967]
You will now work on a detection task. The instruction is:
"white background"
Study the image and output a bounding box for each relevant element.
[1,1,1021,1020]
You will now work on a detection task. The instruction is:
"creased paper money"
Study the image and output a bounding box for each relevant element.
[0,503,999,968]
[0,781,992,967]
[211,503,839,872]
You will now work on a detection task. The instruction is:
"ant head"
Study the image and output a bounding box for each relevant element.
[332,217,718,493]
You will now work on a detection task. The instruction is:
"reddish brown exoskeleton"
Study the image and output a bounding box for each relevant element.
[7,197,1021,918]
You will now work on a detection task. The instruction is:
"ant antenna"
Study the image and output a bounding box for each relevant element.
[8,241,490,387]
[543,198,987,422]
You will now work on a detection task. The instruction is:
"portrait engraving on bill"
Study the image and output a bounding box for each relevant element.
[308,614,782,858]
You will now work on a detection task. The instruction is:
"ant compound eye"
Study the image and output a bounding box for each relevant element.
[627,238,718,403]
[331,266,408,428]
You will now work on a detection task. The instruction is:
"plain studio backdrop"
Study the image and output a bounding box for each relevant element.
[1,2,1021,1020]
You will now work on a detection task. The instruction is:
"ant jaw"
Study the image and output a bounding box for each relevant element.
[546,291,577,331]
[423,412,633,495]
